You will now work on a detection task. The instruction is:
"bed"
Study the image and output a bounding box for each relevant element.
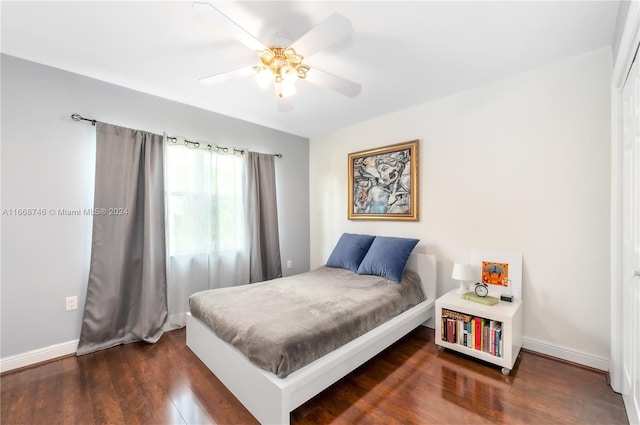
[186,247,436,425]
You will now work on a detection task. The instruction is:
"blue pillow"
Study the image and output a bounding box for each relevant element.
[357,236,419,283]
[326,233,376,273]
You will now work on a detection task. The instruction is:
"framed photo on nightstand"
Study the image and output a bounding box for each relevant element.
[470,250,522,301]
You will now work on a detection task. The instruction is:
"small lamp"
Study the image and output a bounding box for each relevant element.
[451,263,474,295]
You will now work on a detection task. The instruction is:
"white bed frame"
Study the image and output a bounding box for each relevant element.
[186,253,437,425]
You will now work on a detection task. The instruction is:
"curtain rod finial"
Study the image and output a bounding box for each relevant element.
[71,113,97,126]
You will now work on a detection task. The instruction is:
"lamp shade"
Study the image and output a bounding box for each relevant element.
[255,69,272,90]
[451,263,474,281]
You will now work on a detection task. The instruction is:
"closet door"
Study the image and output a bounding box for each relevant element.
[621,45,640,425]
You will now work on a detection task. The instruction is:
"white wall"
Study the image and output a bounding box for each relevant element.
[310,47,612,365]
[0,55,310,359]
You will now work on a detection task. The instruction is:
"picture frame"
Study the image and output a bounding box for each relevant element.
[348,140,419,221]
[470,250,523,300]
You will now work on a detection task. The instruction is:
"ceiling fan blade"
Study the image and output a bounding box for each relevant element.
[304,68,361,97]
[192,2,267,52]
[290,13,352,57]
[199,67,255,85]
[276,95,293,112]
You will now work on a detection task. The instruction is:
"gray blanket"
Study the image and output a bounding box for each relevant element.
[189,266,425,378]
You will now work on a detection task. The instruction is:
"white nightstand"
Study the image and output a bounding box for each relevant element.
[435,289,523,375]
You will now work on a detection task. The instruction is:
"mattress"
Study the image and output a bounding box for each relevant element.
[188,266,425,378]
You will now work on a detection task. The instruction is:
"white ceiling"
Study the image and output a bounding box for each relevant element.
[1,1,620,138]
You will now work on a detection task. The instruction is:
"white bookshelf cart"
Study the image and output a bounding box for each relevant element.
[435,289,523,375]
[435,250,523,375]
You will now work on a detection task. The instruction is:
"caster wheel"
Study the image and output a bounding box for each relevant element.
[501,367,511,376]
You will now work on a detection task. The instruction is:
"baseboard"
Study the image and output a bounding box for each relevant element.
[522,336,609,372]
[1,339,79,373]
[1,313,187,374]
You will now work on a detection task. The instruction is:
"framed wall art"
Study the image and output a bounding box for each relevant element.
[348,140,418,221]
[470,250,523,300]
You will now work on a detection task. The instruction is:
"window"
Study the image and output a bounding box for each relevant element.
[165,143,245,256]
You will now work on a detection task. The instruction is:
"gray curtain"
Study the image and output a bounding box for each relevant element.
[245,151,282,283]
[77,123,167,356]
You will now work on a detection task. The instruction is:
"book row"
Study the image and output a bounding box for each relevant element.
[441,308,503,357]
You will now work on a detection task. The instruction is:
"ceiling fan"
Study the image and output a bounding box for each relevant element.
[192,2,362,112]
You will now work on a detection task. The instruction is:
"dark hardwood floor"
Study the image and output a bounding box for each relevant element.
[1,327,628,425]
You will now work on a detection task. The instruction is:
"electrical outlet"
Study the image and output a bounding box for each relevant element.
[287,260,293,269]
[66,296,78,311]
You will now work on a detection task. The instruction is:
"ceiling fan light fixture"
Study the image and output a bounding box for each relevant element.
[195,6,361,110]
[276,80,297,98]
[280,65,298,82]
[297,65,310,79]
[253,66,272,89]
[254,45,309,96]
[257,49,275,62]
[283,47,302,63]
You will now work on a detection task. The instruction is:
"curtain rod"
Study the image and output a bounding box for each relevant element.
[71,113,97,126]
[71,113,283,158]
[166,136,283,158]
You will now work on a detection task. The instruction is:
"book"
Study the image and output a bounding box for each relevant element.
[483,322,490,353]
[441,309,473,322]
[447,318,455,343]
[461,292,499,305]
[490,320,501,356]
[474,317,482,350]
[439,308,503,357]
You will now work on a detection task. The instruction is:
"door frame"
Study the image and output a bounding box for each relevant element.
[611,0,640,400]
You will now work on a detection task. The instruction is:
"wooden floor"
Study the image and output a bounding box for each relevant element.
[1,327,628,425]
